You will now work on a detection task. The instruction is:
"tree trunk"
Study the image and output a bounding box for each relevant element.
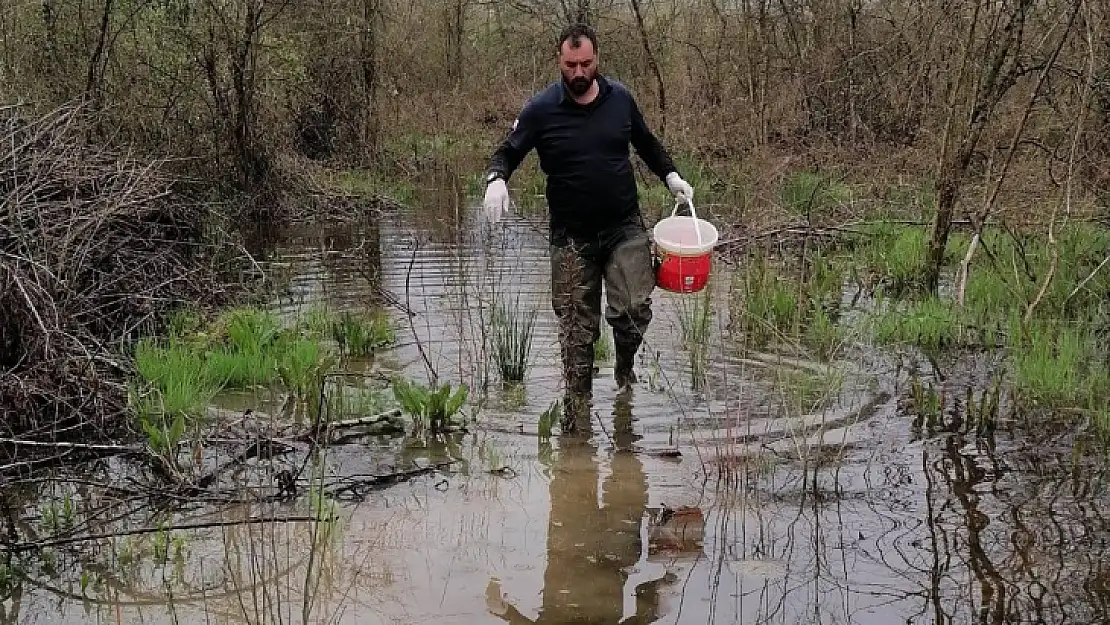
[923,0,1035,293]
[574,0,590,24]
[360,0,380,160]
[629,0,666,138]
[231,0,268,196]
[84,0,114,123]
[446,0,464,85]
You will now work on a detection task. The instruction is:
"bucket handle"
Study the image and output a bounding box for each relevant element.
[670,196,704,246]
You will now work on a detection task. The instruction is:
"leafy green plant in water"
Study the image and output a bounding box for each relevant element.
[277,338,339,421]
[392,377,468,433]
[491,296,538,384]
[538,401,560,439]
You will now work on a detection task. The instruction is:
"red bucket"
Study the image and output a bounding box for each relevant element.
[652,199,718,294]
[656,250,712,293]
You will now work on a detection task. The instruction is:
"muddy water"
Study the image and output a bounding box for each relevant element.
[13,196,1110,625]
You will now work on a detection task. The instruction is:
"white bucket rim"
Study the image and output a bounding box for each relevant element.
[653,216,719,256]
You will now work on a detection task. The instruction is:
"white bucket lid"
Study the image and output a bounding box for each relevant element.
[652,199,718,255]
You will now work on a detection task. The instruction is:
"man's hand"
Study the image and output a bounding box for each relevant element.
[483,178,510,224]
[665,172,694,204]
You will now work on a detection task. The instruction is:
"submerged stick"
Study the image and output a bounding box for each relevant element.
[196,438,296,489]
[1,515,332,552]
[0,438,140,455]
[325,409,402,430]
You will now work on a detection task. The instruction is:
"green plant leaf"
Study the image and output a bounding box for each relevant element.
[169,414,186,445]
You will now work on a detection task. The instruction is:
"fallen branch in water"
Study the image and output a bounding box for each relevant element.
[0,438,141,455]
[326,461,455,501]
[1,514,332,553]
[292,409,404,443]
[196,438,297,489]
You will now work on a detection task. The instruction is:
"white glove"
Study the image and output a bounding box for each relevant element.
[666,172,694,204]
[483,178,510,224]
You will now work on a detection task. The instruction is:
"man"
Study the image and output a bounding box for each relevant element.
[482,22,694,430]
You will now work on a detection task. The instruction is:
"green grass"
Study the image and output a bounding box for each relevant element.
[781,170,850,217]
[594,327,613,362]
[677,282,714,388]
[775,365,846,415]
[132,338,223,423]
[851,223,931,293]
[804,307,843,361]
[871,296,963,350]
[491,296,538,384]
[224,308,281,353]
[129,306,367,426]
[735,255,804,345]
[204,345,279,388]
[1008,320,1110,410]
[733,252,850,360]
[332,310,395,357]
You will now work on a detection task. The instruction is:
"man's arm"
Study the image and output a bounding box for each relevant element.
[629,96,678,181]
[488,101,540,180]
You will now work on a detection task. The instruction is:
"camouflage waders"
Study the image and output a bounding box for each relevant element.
[551,220,657,431]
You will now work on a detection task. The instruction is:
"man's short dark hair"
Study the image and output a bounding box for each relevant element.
[558,22,597,53]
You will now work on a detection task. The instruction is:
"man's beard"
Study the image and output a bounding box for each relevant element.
[565,74,594,96]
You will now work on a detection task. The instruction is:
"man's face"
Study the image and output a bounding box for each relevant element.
[559,38,597,96]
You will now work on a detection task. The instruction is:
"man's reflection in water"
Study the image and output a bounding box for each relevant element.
[487,392,666,624]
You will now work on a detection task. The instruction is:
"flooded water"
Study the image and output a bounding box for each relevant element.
[8,192,1110,625]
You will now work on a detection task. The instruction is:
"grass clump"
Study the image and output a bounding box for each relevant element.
[203,307,286,388]
[277,338,339,420]
[804,308,844,361]
[870,296,963,350]
[736,256,801,345]
[131,338,223,424]
[130,305,349,426]
[594,327,613,362]
[774,365,846,415]
[851,223,931,293]
[1008,320,1109,410]
[734,252,847,359]
[332,310,395,357]
[781,170,849,217]
[678,284,714,388]
[491,296,538,384]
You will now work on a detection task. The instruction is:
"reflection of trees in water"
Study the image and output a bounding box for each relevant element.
[921,432,1110,624]
[706,423,1110,624]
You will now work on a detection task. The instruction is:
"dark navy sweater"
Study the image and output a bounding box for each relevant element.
[487,75,679,242]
